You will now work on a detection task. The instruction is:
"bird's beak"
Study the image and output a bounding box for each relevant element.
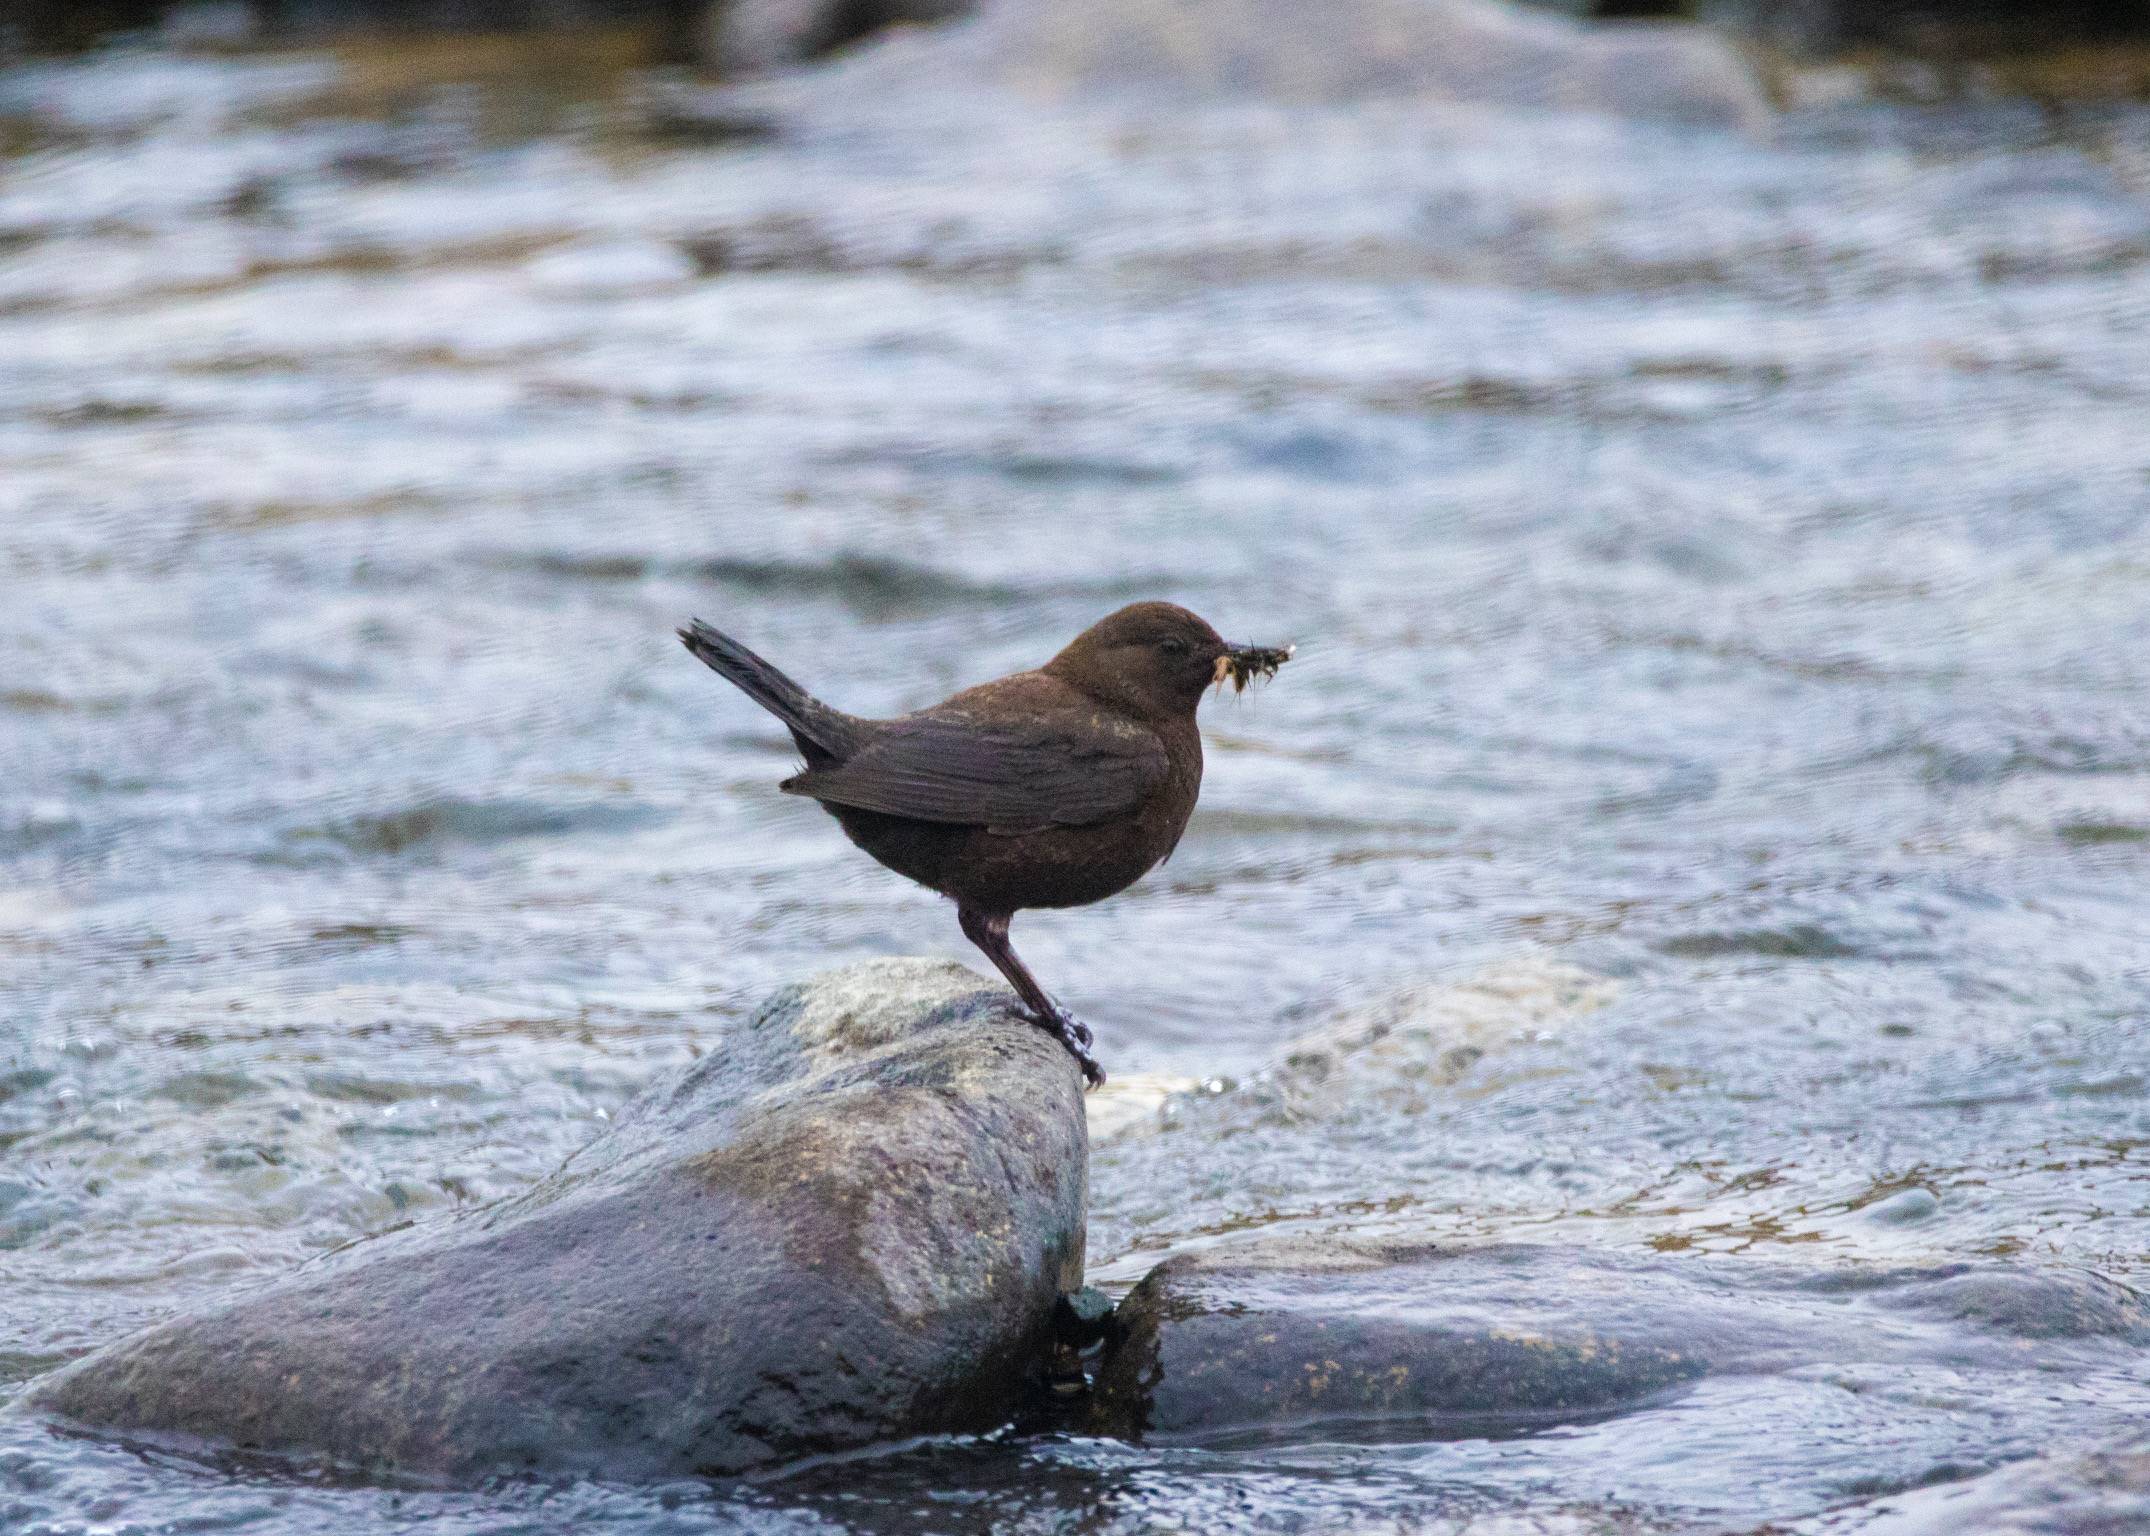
[1214,642,1294,692]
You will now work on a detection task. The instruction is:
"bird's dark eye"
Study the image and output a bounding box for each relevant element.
[1159,636,1189,657]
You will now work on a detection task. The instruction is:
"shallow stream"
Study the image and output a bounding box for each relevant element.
[2,14,2148,1531]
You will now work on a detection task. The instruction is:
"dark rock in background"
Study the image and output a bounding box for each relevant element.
[1527,1,1699,16]
[0,0,965,66]
[1,0,170,53]
[696,0,973,76]
[24,959,1088,1482]
[256,0,693,30]
[1542,0,2150,49]
[1702,0,2150,56]
[7,0,2150,69]
[0,0,701,57]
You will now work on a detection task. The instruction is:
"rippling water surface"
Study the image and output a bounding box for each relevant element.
[2,17,2149,1532]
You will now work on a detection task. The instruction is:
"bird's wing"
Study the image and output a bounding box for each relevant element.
[782,706,1167,833]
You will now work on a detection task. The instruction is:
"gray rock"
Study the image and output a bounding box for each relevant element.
[974,0,1768,127]
[24,958,1087,1482]
[1861,1263,2149,1341]
[1087,1239,1708,1442]
[745,0,1768,129]
[1083,1239,2148,1446]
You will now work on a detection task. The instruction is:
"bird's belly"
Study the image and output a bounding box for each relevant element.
[825,804,1169,912]
[822,774,1197,914]
[943,820,1168,912]
[823,804,966,893]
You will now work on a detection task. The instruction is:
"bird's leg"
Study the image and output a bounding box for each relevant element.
[957,907,1104,1087]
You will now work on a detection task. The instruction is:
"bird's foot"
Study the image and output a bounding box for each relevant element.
[1032,1004,1105,1089]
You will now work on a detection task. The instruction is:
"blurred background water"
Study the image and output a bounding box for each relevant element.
[2,2,2148,1530]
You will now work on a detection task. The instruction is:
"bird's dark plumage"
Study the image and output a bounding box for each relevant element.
[677,621,861,762]
[783,696,1165,834]
[678,602,1290,1084]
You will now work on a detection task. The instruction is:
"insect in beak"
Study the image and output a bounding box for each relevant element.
[1214,642,1295,693]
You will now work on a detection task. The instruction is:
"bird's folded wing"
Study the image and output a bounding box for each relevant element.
[781,712,1167,832]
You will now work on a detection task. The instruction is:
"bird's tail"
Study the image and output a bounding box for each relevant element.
[677,620,860,760]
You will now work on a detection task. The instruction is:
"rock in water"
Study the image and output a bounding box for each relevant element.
[24,959,1088,1482]
[740,0,1769,130]
[1083,1238,2148,1445]
[975,0,1768,127]
[1086,1240,1707,1441]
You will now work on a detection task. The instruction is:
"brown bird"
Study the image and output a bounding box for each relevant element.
[678,602,1291,1086]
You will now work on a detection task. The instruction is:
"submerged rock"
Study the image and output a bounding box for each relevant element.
[25,958,1087,1482]
[1085,1238,2149,1447]
[1087,1239,1707,1441]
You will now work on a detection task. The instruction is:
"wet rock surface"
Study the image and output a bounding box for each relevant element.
[22,959,1088,1482]
[1088,1241,1701,1441]
[1085,1238,2150,1448]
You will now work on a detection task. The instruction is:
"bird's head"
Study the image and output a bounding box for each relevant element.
[1045,601,1291,720]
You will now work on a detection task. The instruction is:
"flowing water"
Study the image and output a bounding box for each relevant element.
[2,13,2149,1532]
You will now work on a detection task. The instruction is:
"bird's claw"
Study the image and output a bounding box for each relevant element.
[1032,1004,1105,1089]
